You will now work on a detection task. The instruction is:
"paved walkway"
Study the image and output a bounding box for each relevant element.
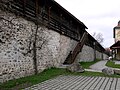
[89,60,108,71]
[24,75,120,90]
[24,60,120,90]
[88,60,120,72]
[115,61,120,64]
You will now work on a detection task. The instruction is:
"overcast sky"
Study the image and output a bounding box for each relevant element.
[55,0,120,48]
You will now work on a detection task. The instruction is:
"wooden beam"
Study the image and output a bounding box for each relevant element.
[48,6,52,22]
[23,0,26,15]
[35,0,39,17]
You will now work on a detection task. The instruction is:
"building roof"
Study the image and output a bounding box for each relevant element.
[114,20,120,30]
[49,0,88,29]
[118,20,120,26]
[1,0,105,52]
[110,41,120,49]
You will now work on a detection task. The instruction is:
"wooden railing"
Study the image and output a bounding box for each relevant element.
[8,0,80,40]
[64,32,88,64]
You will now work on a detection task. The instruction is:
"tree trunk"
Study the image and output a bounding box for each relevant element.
[33,24,38,74]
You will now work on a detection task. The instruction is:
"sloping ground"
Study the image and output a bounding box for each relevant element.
[24,75,120,90]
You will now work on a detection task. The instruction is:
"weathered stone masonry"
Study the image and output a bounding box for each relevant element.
[0,0,108,82]
[76,45,108,62]
[0,9,78,82]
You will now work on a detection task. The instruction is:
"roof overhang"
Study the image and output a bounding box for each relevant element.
[110,41,120,49]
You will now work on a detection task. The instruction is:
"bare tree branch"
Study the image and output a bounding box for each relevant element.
[92,32,104,44]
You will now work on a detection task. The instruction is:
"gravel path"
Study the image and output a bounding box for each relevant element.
[89,60,108,71]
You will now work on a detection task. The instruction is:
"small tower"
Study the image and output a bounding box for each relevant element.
[111,20,120,60]
[113,20,120,42]
[118,20,120,26]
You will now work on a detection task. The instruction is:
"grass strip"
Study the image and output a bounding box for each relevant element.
[0,67,120,90]
[0,68,66,90]
[80,59,100,69]
[106,60,120,68]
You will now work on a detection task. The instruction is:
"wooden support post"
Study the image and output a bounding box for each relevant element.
[94,42,96,61]
[115,49,117,60]
[48,6,52,27]
[23,0,26,15]
[33,24,39,75]
[48,7,51,21]
[59,14,62,31]
[101,51,103,60]
[112,49,114,60]
[33,0,39,75]
[35,0,39,17]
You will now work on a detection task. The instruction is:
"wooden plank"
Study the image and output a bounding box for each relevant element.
[24,76,120,90]
[67,76,88,90]
[80,77,95,89]
[11,3,23,11]
[73,76,92,90]
[37,76,77,90]
[92,77,105,90]
[99,77,109,90]
[48,76,79,90]
[88,77,102,90]
[110,78,117,90]
[11,0,80,41]
[84,77,99,90]
[116,78,120,90]
[104,78,113,90]
[57,76,83,90]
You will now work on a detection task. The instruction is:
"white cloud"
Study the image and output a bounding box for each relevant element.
[55,0,120,47]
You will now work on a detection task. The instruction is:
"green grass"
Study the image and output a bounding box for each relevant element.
[106,60,120,68]
[0,67,120,90]
[0,68,67,90]
[80,59,100,69]
[69,71,120,78]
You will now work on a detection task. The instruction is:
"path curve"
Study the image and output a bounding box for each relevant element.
[89,60,108,71]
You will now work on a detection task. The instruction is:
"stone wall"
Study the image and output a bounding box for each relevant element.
[96,50,102,59]
[76,45,95,62]
[36,30,77,73]
[0,8,108,83]
[103,54,109,60]
[0,10,35,82]
[76,45,108,62]
[0,9,77,82]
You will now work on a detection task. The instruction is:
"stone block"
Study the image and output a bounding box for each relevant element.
[114,69,120,75]
[66,63,84,72]
[102,68,114,75]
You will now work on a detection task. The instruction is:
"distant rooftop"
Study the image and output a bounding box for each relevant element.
[118,20,120,26]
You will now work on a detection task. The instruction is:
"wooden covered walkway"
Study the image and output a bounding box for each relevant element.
[24,75,120,90]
